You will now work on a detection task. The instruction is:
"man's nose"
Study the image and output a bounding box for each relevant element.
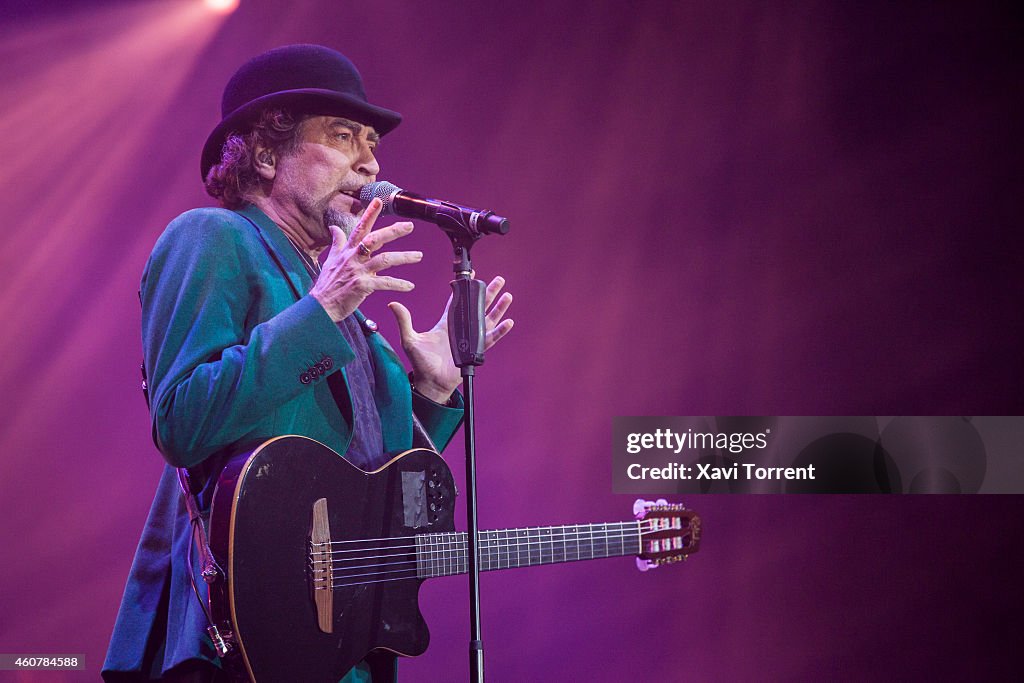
[356,149,379,178]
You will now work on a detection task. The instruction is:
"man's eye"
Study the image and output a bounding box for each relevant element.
[337,132,352,141]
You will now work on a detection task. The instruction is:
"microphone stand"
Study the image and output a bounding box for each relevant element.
[435,203,508,683]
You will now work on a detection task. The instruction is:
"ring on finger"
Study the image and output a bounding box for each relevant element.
[357,242,372,258]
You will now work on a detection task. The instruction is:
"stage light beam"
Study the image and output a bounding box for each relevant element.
[204,0,239,14]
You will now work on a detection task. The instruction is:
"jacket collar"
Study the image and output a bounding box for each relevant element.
[235,203,312,297]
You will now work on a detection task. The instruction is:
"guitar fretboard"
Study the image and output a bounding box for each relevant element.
[414,522,642,579]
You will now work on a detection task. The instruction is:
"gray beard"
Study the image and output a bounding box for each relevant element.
[324,207,359,237]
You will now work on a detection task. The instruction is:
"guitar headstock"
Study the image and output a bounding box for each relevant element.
[633,498,702,571]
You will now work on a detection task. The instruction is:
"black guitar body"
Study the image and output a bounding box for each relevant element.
[206,436,700,681]
[208,436,456,682]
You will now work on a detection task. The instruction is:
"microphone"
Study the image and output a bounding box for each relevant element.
[359,181,510,236]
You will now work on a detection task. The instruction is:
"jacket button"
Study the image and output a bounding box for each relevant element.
[363,319,378,333]
[323,356,333,370]
[300,372,312,384]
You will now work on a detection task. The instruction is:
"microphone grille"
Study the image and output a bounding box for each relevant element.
[359,181,402,214]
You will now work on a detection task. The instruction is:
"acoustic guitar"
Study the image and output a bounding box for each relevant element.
[207,435,701,681]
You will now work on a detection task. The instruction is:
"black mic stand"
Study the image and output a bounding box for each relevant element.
[435,204,509,683]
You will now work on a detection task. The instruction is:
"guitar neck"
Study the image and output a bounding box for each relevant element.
[414,522,642,579]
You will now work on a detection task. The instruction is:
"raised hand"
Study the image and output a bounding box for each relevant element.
[388,275,514,404]
[310,198,423,322]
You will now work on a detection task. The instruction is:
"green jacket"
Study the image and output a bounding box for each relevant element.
[103,205,463,680]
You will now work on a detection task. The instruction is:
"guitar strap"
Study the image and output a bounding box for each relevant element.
[137,320,235,662]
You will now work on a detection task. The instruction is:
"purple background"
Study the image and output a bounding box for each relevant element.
[0,1,1020,680]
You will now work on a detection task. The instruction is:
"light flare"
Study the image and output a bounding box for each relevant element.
[0,0,228,435]
[204,0,240,14]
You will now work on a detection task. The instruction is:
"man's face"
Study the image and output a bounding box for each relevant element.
[272,115,380,240]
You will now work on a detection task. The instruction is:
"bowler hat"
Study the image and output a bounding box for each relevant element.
[200,44,402,179]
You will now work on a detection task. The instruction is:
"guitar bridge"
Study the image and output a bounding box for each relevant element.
[309,497,334,634]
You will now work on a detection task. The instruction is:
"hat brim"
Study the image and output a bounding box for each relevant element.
[200,89,402,179]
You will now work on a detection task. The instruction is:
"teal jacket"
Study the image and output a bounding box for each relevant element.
[103,205,463,680]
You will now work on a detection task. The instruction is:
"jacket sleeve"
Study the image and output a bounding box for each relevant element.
[412,390,465,454]
[141,209,351,468]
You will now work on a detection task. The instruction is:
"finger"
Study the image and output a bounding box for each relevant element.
[365,250,423,274]
[486,292,513,327]
[369,275,415,292]
[484,319,514,349]
[429,293,454,331]
[387,302,415,339]
[346,197,384,247]
[483,275,506,308]
[328,224,346,249]
[360,221,414,253]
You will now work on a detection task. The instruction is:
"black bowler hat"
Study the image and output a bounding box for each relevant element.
[200,44,402,179]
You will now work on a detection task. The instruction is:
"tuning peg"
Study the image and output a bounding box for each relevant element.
[636,557,658,572]
[633,498,672,519]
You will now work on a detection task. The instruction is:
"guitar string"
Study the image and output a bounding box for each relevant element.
[313,520,661,548]
[315,533,638,563]
[304,523,693,589]
[315,545,646,581]
[315,528,643,557]
[310,524,682,570]
[318,548,641,588]
[320,545,691,589]
[312,528,685,575]
[309,533,647,575]
[312,539,647,571]
[311,524,652,560]
[313,532,652,562]
[307,526,693,588]
[319,540,661,590]
[325,574,428,589]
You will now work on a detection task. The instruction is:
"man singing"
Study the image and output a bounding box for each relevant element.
[103,44,513,682]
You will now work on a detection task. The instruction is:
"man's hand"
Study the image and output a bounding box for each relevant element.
[311,198,422,323]
[388,276,514,404]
